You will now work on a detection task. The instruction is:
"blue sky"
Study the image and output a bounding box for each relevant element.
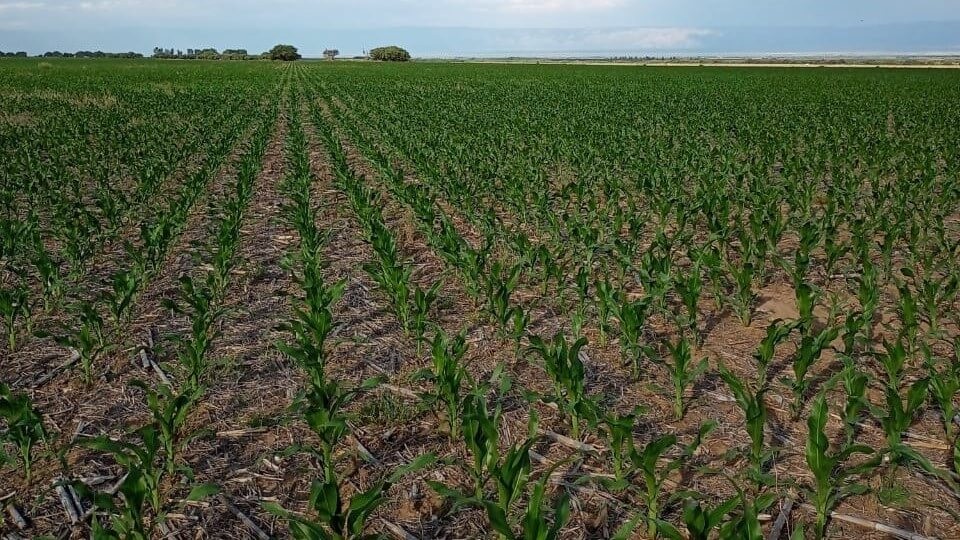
[1,0,959,56]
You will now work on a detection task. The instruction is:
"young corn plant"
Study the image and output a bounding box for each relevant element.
[856,261,880,343]
[510,306,530,354]
[674,264,703,343]
[634,424,715,538]
[0,382,46,485]
[804,393,879,540]
[80,426,165,538]
[411,281,441,353]
[427,387,504,503]
[487,262,523,334]
[276,266,346,377]
[131,380,199,478]
[783,325,838,419]
[718,363,770,481]
[415,329,471,439]
[727,261,756,326]
[664,336,707,420]
[924,346,960,441]
[163,275,221,392]
[782,283,838,418]
[873,373,929,468]
[0,285,30,351]
[31,246,63,310]
[49,301,108,384]
[838,357,870,447]
[363,257,412,334]
[266,454,435,540]
[599,407,647,491]
[486,468,571,540]
[301,375,383,479]
[527,333,597,440]
[894,277,920,350]
[716,489,778,540]
[572,265,590,338]
[655,495,742,540]
[105,269,141,327]
[753,319,792,386]
[594,277,617,346]
[618,295,655,379]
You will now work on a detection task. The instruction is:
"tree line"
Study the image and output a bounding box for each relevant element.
[1,50,143,58]
[1,44,412,61]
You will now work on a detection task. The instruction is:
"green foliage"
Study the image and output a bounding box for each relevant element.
[527,333,597,439]
[416,329,471,439]
[718,363,769,478]
[664,336,707,419]
[369,46,411,62]
[0,382,46,484]
[0,285,30,351]
[617,295,655,379]
[268,44,301,61]
[804,393,878,539]
[266,454,435,540]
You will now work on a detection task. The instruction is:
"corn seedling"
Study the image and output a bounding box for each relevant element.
[527,333,597,439]
[415,329,471,439]
[753,319,792,386]
[485,464,571,540]
[716,488,778,540]
[105,269,141,327]
[0,285,29,351]
[655,495,742,540]
[804,392,879,539]
[131,380,199,477]
[53,301,108,384]
[674,263,703,342]
[633,423,714,538]
[600,408,643,490]
[265,454,436,540]
[618,295,655,379]
[80,426,165,537]
[411,281,441,353]
[302,375,383,478]
[664,336,707,419]
[782,324,839,419]
[924,345,960,441]
[0,382,46,485]
[838,357,870,447]
[718,363,770,480]
[277,267,346,378]
[163,275,221,392]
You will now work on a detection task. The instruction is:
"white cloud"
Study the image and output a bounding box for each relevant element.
[491,26,715,52]
[0,2,45,10]
[587,27,715,48]
[468,0,624,14]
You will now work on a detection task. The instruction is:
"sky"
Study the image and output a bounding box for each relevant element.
[1,0,959,56]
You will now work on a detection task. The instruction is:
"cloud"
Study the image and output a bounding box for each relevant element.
[0,2,45,10]
[467,0,624,14]
[587,27,715,48]
[490,27,716,52]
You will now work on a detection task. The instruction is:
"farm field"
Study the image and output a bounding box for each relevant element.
[2,58,960,539]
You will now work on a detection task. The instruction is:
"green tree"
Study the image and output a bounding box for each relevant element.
[369,45,411,62]
[267,44,301,61]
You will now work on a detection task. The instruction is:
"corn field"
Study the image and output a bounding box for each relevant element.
[2,58,960,539]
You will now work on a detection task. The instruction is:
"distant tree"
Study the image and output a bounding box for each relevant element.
[222,48,249,59]
[369,45,411,62]
[15,52,27,58]
[323,48,340,60]
[267,44,301,61]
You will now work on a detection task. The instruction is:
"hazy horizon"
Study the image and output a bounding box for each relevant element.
[0,1,958,57]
